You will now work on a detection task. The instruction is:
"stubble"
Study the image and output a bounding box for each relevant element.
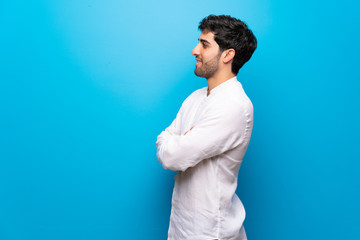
[194,52,221,79]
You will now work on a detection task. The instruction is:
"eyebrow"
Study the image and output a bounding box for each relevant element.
[198,38,211,45]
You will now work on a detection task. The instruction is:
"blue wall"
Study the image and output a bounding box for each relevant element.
[1,0,359,239]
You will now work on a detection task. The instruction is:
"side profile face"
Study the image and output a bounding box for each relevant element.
[191,30,222,79]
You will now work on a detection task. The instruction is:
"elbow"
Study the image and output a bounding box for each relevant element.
[156,135,189,172]
[160,159,176,171]
[158,150,185,172]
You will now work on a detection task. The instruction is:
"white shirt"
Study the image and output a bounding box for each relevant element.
[156,77,253,240]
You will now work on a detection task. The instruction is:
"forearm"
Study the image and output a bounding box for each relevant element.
[156,126,232,172]
[156,106,247,172]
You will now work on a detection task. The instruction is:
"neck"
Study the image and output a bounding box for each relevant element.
[206,71,236,95]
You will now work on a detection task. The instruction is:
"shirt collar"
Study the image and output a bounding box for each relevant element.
[207,76,239,96]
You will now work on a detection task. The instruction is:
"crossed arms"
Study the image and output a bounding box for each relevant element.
[156,105,247,172]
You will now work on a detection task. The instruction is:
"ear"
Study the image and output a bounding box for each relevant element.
[222,49,235,64]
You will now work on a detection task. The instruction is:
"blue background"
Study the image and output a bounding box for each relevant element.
[1,0,359,239]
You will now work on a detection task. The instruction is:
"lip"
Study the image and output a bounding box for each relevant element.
[195,58,202,66]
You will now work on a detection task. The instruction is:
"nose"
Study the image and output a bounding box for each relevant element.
[192,43,200,56]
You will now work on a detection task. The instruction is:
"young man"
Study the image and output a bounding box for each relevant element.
[156,15,257,240]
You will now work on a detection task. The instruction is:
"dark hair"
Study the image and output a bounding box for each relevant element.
[199,15,257,75]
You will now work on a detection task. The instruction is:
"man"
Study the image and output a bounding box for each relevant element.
[156,15,257,240]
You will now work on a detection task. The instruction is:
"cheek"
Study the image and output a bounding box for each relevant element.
[206,48,219,58]
[202,52,212,60]
[203,52,217,62]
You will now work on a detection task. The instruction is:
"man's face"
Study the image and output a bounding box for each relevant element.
[192,31,222,79]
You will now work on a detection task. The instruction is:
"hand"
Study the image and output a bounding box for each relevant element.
[184,126,194,135]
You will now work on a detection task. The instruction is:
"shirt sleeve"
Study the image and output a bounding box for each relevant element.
[155,107,182,167]
[156,103,251,172]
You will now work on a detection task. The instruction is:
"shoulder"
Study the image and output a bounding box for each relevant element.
[215,81,253,117]
[232,83,253,114]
